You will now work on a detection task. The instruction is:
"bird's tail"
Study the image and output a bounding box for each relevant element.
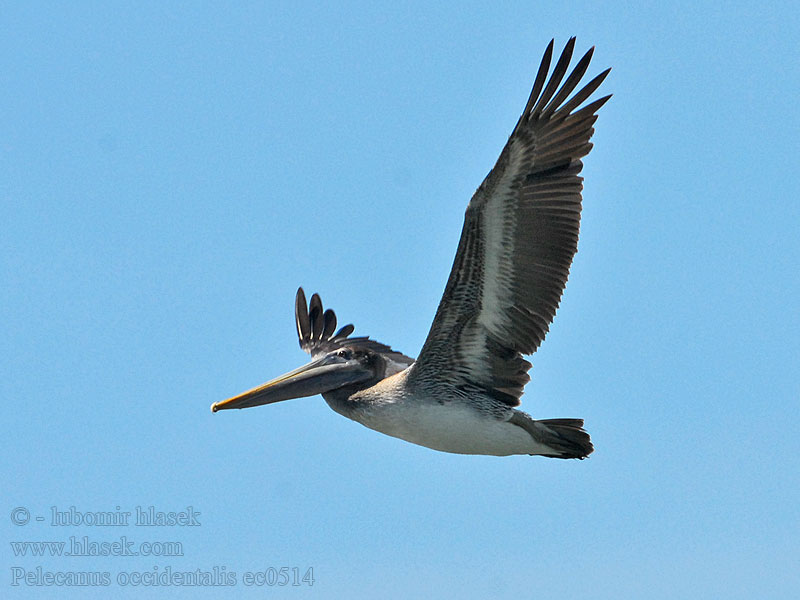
[510,413,593,459]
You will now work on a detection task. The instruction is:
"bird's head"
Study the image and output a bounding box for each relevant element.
[211,288,414,413]
[210,344,386,412]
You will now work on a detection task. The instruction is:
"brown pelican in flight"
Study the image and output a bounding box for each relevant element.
[212,38,610,458]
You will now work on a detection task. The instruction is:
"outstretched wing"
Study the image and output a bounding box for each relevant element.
[294,287,415,367]
[410,38,610,407]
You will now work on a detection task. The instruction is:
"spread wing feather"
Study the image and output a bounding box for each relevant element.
[294,288,414,367]
[410,38,610,407]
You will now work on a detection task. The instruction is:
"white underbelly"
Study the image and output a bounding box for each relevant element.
[355,401,547,457]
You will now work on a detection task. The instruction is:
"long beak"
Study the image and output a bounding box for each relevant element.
[211,356,370,412]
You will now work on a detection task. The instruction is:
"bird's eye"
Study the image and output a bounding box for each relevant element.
[337,349,350,359]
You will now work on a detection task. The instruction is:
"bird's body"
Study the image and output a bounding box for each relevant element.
[213,38,610,458]
[326,368,558,456]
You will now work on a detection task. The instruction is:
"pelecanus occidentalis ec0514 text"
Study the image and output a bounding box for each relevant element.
[212,38,610,458]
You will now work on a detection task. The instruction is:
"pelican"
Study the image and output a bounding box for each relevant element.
[213,38,610,458]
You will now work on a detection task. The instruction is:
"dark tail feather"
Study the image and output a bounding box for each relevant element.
[536,418,594,459]
[510,413,594,459]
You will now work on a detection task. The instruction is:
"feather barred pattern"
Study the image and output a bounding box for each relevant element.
[410,38,610,407]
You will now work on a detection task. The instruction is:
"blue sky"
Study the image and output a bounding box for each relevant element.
[2,2,798,598]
